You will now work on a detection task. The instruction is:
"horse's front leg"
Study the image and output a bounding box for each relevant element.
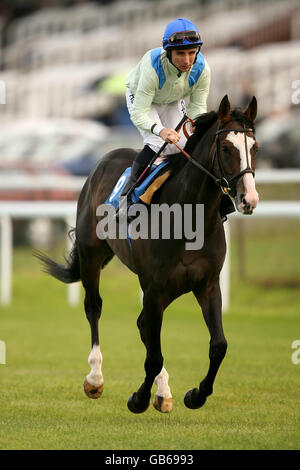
[127,295,165,414]
[185,281,227,409]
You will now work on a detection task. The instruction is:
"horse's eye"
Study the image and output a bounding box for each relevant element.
[222,145,230,153]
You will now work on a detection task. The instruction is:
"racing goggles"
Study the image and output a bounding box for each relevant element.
[168,30,202,45]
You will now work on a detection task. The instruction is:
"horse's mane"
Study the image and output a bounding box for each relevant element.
[228,108,255,132]
[184,111,218,155]
[167,111,218,173]
[185,107,255,155]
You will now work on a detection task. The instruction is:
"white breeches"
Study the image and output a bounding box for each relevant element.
[126,89,189,156]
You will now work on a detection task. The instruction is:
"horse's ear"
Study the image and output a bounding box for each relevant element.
[218,95,231,121]
[244,96,257,122]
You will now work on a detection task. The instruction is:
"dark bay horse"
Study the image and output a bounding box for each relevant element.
[36,95,259,413]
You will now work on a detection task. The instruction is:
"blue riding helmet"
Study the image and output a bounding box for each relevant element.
[163,18,203,50]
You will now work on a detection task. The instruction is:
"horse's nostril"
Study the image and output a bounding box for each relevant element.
[241,196,251,210]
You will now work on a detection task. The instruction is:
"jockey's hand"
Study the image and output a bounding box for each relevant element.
[159,128,180,144]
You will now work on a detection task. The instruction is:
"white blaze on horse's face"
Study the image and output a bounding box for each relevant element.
[225,131,259,214]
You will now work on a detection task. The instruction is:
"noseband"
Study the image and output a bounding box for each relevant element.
[175,120,255,197]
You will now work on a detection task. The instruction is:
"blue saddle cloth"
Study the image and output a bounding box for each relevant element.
[105,160,170,209]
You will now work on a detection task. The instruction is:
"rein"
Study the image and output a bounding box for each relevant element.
[174,118,255,196]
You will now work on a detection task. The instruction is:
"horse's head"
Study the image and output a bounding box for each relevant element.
[216,95,259,215]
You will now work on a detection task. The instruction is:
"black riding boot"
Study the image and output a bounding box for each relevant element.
[116,145,156,219]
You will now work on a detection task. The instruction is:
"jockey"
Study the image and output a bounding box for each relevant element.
[117,18,210,213]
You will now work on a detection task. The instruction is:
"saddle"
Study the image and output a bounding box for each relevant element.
[105,160,172,209]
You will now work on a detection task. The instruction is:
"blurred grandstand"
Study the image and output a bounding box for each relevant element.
[0,0,300,199]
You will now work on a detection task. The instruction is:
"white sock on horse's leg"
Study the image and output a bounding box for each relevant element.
[86,344,104,387]
[83,344,104,399]
[153,366,173,413]
[154,366,172,398]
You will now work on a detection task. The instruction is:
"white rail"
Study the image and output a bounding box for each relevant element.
[221,201,300,311]
[0,201,78,305]
[1,169,300,192]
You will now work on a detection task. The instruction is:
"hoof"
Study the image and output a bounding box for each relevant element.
[153,395,173,413]
[127,392,150,414]
[184,388,206,409]
[83,379,103,399]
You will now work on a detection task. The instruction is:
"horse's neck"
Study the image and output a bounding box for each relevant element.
[172,124,222,211]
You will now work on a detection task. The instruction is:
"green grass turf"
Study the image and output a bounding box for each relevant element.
[0,225,299,450]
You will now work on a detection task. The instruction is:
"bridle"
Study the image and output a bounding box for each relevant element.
[175,118,256,197]
[214,123,255,196]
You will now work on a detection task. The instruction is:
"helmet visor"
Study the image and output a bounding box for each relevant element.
[168,30,202,45]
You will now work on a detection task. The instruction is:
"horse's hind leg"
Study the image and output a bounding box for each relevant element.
[185,282,227,409]
[79,242,112,399]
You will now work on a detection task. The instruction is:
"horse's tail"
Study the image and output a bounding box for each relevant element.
[33,228,80,284]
